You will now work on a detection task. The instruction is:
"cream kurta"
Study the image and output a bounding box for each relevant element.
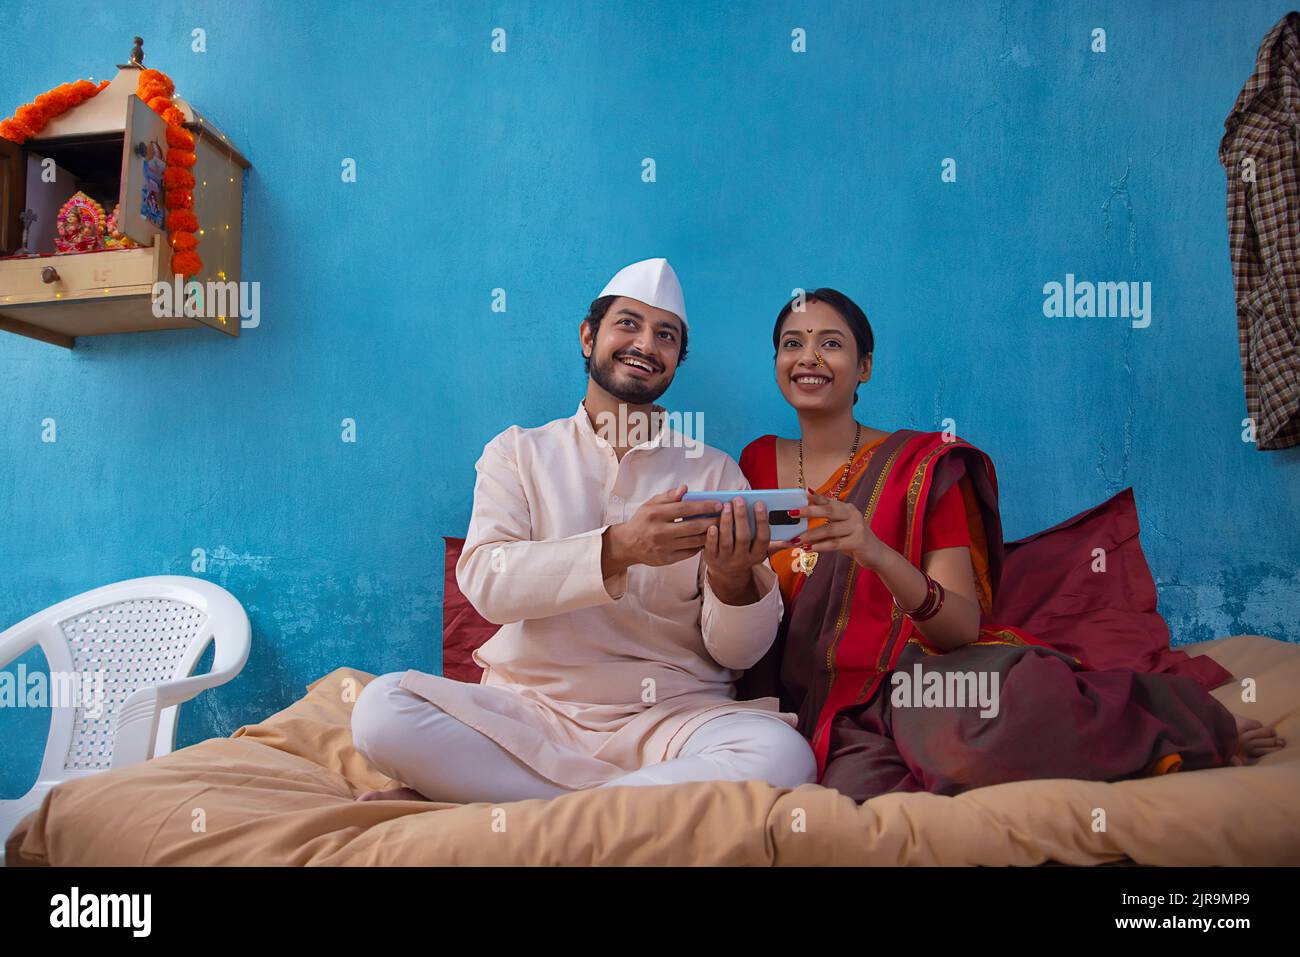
[399,400,798,789]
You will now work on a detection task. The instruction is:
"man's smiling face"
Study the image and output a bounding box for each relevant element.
[582,296,684,404]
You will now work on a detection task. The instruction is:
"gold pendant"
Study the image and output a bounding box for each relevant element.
[790,547,819,576]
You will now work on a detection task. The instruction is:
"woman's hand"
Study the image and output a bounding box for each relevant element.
[788,488,890,570]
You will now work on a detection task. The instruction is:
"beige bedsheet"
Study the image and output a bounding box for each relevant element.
[7,635,1299,866]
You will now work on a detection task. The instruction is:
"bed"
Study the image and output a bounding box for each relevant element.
[7,633,1298,866]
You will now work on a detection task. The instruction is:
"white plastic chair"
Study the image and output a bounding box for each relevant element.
[0,575,250,863]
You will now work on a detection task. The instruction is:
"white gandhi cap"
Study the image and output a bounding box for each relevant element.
[597,257,687,329]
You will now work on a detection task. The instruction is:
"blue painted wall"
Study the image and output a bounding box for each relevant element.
[3,0,1298,796]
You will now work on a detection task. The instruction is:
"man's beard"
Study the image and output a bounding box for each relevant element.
[589,350,672,404]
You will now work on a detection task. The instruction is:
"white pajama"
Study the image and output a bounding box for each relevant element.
[352,672,817,803]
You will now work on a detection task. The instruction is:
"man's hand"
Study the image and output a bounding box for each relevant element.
[601,484,722,581]
[702,496,772,604]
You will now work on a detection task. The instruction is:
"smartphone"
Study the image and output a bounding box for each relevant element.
[680,489,809,542]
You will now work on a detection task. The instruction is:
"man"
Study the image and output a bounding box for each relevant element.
[351,257,817,803]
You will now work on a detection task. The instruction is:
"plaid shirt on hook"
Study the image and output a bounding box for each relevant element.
[1220,12,1300,450]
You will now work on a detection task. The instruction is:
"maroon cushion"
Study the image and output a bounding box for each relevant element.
[441,536,498,682]
[991,488,1231,692]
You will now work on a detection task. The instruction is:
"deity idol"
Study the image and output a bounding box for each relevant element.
[53,191,107,253]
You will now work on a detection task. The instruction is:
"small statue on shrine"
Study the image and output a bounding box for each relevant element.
[15,208,36,255]
[103,203,139,249]
[53,191,107,253]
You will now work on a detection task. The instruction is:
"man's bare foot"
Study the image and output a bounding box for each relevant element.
[354,786,432,802]
[1230,716,1287,766]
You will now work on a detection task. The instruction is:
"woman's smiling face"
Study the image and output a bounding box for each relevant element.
[775,299,871,411]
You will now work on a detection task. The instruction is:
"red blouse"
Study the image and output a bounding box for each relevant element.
[739,434,986,608]
[737,434,971,553]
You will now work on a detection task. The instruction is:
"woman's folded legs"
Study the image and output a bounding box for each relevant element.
[892,644,1242,793]
[822,642,1248,803]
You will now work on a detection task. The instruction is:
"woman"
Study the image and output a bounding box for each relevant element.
[736,288,1285,803]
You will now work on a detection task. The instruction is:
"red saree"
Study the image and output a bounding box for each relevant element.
[737,429,1240,802]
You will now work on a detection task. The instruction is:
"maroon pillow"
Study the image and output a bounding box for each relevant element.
[441,536,498,682]
[991,488,1231,692]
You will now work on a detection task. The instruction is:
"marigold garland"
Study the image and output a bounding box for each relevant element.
[1,68,205,279]
[168,209,198,233]
[165,124,194,150]
[0,78,110,143]
[162,167,195,190]
[1,66,208,276]
[137,68,201,278]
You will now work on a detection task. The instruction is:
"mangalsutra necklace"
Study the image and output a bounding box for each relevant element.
[791,423,861,576]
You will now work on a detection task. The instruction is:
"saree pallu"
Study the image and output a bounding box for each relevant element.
[737,429,1240,802]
